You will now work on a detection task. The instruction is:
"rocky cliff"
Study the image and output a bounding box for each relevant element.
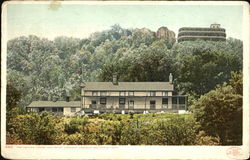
[156,27,175,39]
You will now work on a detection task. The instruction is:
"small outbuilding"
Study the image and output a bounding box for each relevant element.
[27,101,81,116]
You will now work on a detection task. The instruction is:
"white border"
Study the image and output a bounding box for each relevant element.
[1,1,249,159]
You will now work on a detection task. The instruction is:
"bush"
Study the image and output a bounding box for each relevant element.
[9,112,64,144]
[138,115,199,145]
[64,117,89,134]
[192,72,242,145]
[195,131,220,145]
[6,132,23,144]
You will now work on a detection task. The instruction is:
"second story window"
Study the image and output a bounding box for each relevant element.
[100,91,107,96]
[149,91,156,96]
[119,91,126,96]
[162,91,168,96]
[128,91,134,96]
[92,91,98,96]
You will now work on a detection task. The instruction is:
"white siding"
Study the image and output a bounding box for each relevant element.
[64,107,81,116]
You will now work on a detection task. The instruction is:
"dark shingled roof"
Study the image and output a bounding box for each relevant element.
[82,82,174,91]
[28,101,80,108]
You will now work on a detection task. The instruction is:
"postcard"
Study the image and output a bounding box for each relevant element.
[1,1,249,159]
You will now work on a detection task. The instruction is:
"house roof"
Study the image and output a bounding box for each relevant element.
[82,82,174,91]
[28,101,81,108]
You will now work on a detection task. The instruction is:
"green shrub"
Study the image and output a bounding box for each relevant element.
[9,112,64,144]
[64,117,89,134]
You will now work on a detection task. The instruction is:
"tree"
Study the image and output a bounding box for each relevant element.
[174,40,242,95]
[192,72,242,145]
[6,83,22,132]
[98,43,175,82]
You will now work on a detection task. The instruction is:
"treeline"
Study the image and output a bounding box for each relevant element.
[7,24,243,108]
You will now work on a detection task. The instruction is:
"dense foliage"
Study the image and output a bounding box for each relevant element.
[7,25,242,108]
[191,72,243,145]
[6,112,221,145]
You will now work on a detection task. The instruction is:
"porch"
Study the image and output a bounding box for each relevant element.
[82,95,187,111]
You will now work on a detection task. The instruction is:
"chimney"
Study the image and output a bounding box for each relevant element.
[65,89,70,102]
[112,73,118,85]
[169,73,173,84]
[66,96,70,102]
[52,96,58,102]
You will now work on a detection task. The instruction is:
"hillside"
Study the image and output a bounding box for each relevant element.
[7,24,243,107]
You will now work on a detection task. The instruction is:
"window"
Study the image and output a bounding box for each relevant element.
[71,107,76,112]
[162,91,168,96]
[91,100,97,104]
[119,98,126,104]
[162,98,168,104]
[100,91,107,96]
[119,91,126,96]
[100,98,107,104]
[58,108,63,112]
[149,91,156,96]
[150,100,156,109]
[179,97,186,104]
[92,91,98,96]
[128,91,134,96]
[52,108,57,112]
[39,108,44,112]
[172,97,178,104]
[45,108,51,112]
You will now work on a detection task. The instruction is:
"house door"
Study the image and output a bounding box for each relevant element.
[91,100,97,109]
[39,108,45,112]
[150,100,156,109]
[119,98,126,109]
[129,100,134,109]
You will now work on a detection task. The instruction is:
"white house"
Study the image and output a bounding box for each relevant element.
[81,74,187,114]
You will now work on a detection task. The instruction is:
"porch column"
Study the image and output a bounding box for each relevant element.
[168,97,172,109]
[144,97,146,109]
[185,96,188,110]
[83,96,85,109]
[127,99,129,109]
[112,97,114,108]
[177,96,179,110]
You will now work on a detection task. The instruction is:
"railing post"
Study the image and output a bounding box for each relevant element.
[177,96,179,110]
[83,96,85,109]
[185,96,188,111]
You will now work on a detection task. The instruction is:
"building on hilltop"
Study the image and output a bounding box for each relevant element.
[177,23,226,42]
[27,74,187,116]
[156,27,176,40]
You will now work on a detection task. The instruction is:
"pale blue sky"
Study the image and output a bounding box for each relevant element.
[6,4,243,40]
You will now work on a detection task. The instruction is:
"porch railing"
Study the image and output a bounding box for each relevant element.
[87,104,186,110]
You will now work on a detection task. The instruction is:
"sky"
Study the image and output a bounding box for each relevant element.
[6,3,244,40]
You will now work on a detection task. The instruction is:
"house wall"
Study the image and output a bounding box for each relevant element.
[63,107,81,116]
[82,91,173,97]
[28,107,81,116]
[82,97,173,109]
